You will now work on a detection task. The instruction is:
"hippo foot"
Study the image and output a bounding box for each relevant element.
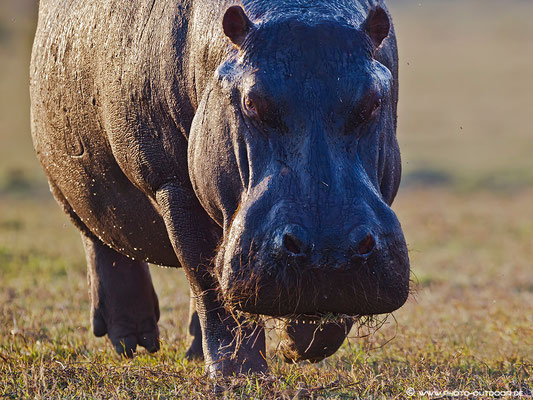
[185,334,203,360]
[93,307,108,337]
[185,308,204,360]
[206,345,268,378]
[111,327,160,358]
[92,303,160,358]
[83,233,161,358]
[276,315,354,363]
[199,309,267,377]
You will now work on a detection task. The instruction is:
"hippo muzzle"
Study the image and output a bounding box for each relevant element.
[217,161,410,318]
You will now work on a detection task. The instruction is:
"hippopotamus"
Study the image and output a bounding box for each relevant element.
[30,0,409,376]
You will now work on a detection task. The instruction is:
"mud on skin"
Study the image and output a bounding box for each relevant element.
[30,0,408,376]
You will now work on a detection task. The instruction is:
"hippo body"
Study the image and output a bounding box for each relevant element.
[30,0,408,376]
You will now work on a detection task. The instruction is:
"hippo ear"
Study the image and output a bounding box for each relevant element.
[361,6,390,50]
[223,6,253,47]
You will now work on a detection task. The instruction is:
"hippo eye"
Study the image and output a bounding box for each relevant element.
[361,97,381,121]
[351,96,382,128]
[370,98,382,117]
[243,95,258,116]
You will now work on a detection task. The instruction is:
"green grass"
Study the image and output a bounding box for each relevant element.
[1,0,533,398]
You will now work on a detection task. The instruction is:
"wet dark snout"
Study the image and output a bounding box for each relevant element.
[220,191,409,318]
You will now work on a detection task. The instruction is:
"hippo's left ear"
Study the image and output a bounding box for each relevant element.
[361,6,390,50]
[223,6,254,48]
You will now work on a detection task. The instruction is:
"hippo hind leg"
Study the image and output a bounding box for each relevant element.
[46,180,160,356]
[82,233,160,357]
[185,291,203,360]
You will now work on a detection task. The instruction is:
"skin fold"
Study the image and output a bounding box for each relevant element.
[30,0,408,376]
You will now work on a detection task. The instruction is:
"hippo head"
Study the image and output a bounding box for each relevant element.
[188,6,409,321]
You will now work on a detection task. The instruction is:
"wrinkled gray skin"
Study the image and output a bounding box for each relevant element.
[30,0,409,376]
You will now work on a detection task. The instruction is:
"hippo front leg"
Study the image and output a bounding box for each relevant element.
[156,183,267,376]
[194,290,267,376]
[82,233,160,357]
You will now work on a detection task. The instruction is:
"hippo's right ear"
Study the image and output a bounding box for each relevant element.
[361,6,390,50]
[223,6,253,47]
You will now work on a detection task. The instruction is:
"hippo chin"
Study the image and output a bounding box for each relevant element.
[31,0,408,376]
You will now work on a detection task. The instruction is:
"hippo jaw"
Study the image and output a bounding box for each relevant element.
[220,260,410,318]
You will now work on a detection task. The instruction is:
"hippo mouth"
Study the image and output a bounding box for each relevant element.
[220,255,410,318]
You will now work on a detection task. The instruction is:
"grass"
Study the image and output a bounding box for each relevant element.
[1,0,533,398]
[3,190,532,398]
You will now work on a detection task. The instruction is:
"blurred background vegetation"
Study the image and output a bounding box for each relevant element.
[0,0,531,397]
[2,0,533,193]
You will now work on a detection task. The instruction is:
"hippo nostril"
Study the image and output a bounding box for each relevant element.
[349,227,376,257]
[274,224,309,256]
[356,234,375,256]
[283,233,302,255]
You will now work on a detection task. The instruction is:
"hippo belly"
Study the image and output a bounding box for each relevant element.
[34,132,179,267]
